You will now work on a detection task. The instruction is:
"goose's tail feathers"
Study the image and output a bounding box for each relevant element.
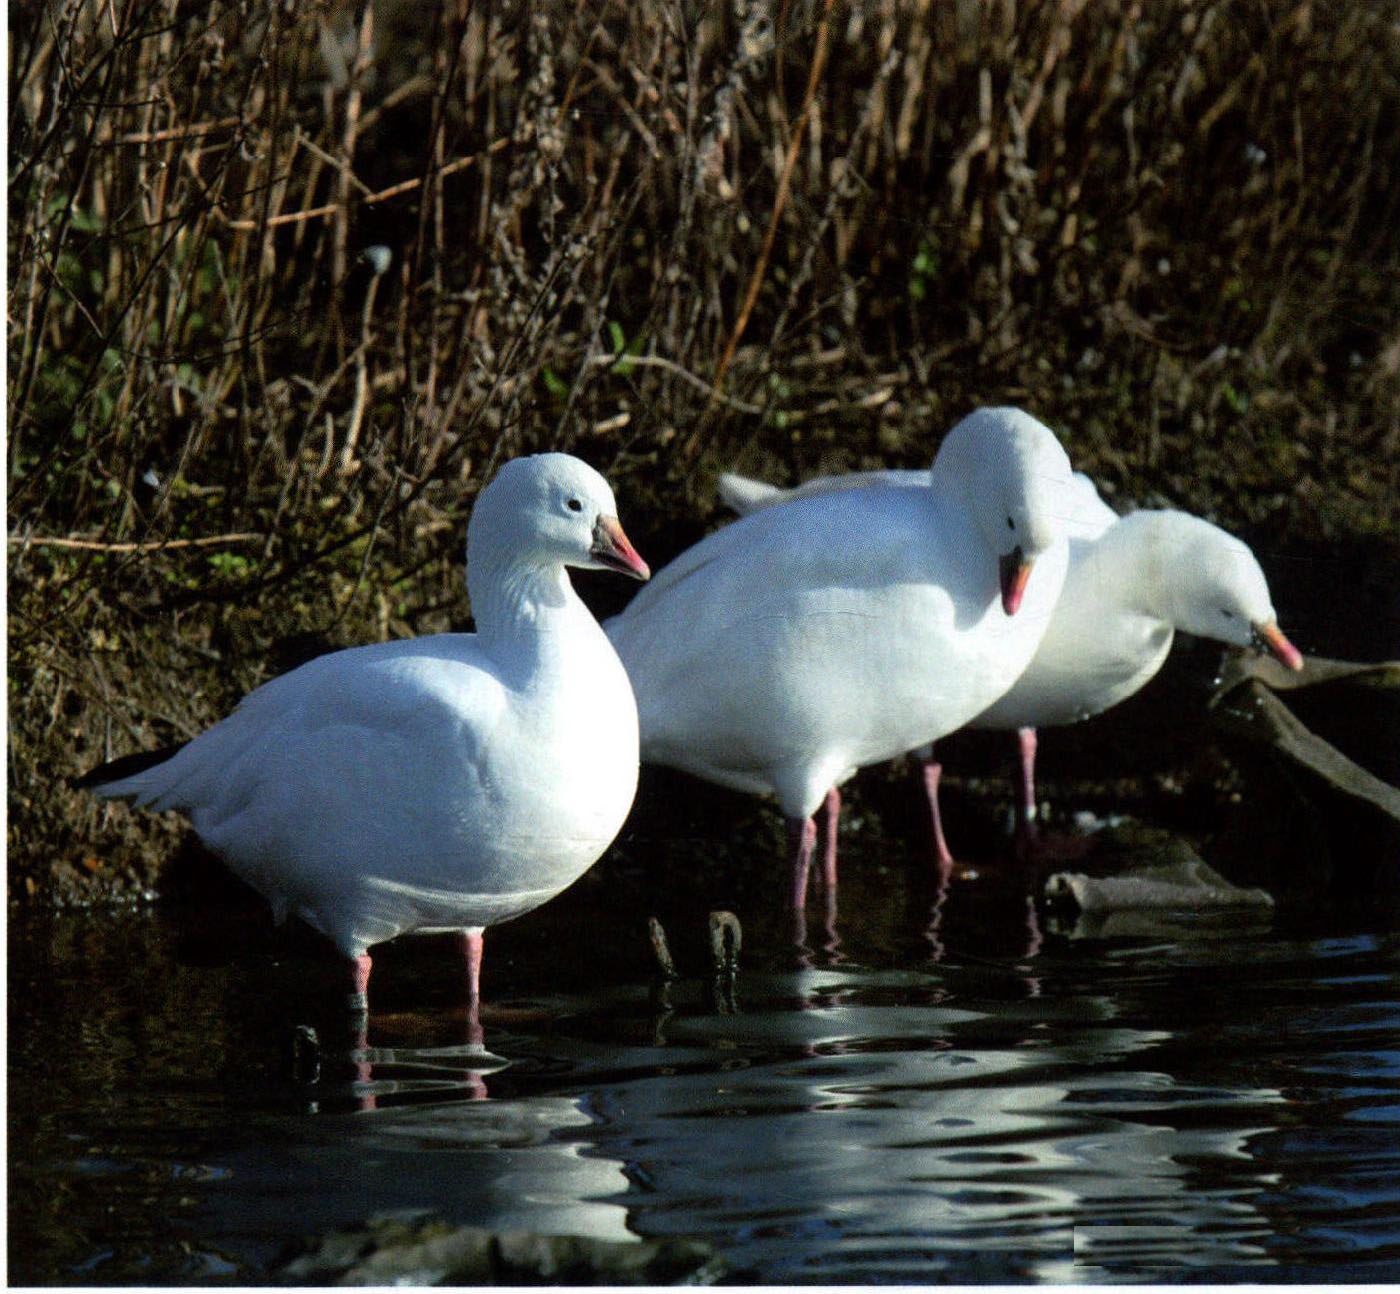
[74,741,188,807]
[716,472,783,516]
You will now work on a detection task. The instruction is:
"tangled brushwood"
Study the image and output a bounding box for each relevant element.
[9,0,1400,901]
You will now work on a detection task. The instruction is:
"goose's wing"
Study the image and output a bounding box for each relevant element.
[616,480,932,627]
[717,467,930,516]
[90,635,507,819]
[1059,471,1118,541]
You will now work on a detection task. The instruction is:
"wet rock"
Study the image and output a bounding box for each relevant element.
[648,912,742,1015]
[648,915,678,979]
[708,910,742,1015]
[274,1211,723,1285]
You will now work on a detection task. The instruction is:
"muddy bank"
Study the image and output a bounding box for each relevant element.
[12,521,1399,920]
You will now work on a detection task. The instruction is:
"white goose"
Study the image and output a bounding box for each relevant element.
[720,462,1303,859]
[81,453,650,1020]
[606,407,1075,913]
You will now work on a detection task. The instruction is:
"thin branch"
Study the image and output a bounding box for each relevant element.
[10,532,264,553]
[585,352,765,414]
[214,141,511,230]
[363,139,510,205]
[118,115,243,143]
[710,0,837,397]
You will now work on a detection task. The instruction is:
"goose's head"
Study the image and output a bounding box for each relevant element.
[934,407,1075,615]
[469,453,650,581]
[1147,512,1302,669]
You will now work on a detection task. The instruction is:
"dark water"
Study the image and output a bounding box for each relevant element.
[9,812,1400,1286]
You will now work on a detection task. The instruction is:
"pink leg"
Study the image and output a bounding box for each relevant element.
[819,788,841,947]
[820,787,841,896]
[348,955,376,1110]
[924,850,954,963]
[1015,726,1039,834]
[351,1010,377,1111]
[1024,892,1043,959]
[788,814,817,913]
[1020,893,1044,998]
[350,953,373,1012]
[921,759,955,867]
[461,930,485,1046]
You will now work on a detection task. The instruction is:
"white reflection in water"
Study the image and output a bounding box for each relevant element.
[352,1094,636,1244]
[218,1080,635,1249]
[573,976,1288,1280]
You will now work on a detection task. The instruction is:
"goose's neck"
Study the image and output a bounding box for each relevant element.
[469,549,586,673]
[1082,515,1170,621]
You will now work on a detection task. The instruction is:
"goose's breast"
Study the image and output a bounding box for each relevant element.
[494,643,640,858]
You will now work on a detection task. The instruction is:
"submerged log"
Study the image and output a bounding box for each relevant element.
[1046,854,1274,915]
[1211,651,1400,698]
[1210,667,1400,824]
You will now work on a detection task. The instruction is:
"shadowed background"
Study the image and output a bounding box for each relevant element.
[8,0,1399,905]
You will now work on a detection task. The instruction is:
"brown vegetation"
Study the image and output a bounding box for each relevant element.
[9,0,1400,902]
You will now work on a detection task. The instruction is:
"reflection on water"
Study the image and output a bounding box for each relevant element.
[579,967,1281,1283]
[213,1091,636,1255]
[9,843,1400,1285]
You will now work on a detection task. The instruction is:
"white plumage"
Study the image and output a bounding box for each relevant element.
[976,506,1301,730]
[720,454,1303,856]
[607,407,1076,909]
[83,453,650,1012]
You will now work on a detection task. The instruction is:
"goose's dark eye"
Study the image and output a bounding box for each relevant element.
[1220,608,1236,619]
[567,498,583,513]
[1006,515,1015,530]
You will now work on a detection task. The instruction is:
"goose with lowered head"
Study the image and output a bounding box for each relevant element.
[606,406,1075,915]
[720,461,1303,860]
